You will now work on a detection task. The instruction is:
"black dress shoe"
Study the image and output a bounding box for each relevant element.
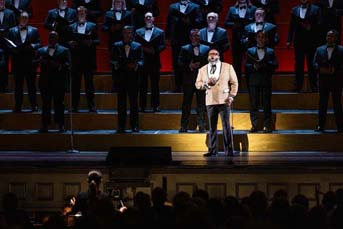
[153,106,161,112]
[58,125,65,132]
[226,151,235,157]
[132,127,139,132]
[31,106,39,112]
[249,127,258,133]
[38,128,48,133]
[140,108,147,113]
[314,126,324,132]
[263,127,273,133]
[116,128,126,133]
[12,108,22,113]
[71,108,79,113]
[199,127,206,133]
[89,108,97,113]
[203,152,217,157]
[179,127,188,133]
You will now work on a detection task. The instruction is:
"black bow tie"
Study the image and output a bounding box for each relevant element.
[256,22,263,26]
[59,9,66,12]
[114,10,121,13]
[257,46,265,50]
[20,27,27,31]
[193,45,199,48]
[301,5,307,9]
[78,22,85,26]
[327,45,335,48]
[145,27,152,30]
[180,2,188,6]
[239,6,247,9]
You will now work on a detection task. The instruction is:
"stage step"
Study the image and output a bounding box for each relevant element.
[0,110,338,131]
[0,92,335,110]
[0,129,342,152]
[5,73,313,92]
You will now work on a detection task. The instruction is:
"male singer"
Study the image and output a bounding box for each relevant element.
[195,48,239,157]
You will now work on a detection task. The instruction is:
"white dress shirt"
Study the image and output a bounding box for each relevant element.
[207,29,214,42]
[144,27,153,41]
[14,0,20,8]
[261,0,267,5]
[48,47,55,56]
[0,11,4,24]
[124,44,130,57]
[59,9,66,18]
[300,7,307,19]
[115,11,122,20]
[238,7,247,18]
[207,61,221,81]
[20,27,27,43]
[139,0,145,5]
[328,0,334,8]
[77,22,87,34]
[85,0,91,3]
[193,46,199,56]
[327,46,334,60]
[257,47,265,60]
[180,3,188,14]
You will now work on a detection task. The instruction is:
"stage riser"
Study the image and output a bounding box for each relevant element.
[1,133,342,152]
[0,93,337,110]
[0,113,338,130]
[5,74,310,92]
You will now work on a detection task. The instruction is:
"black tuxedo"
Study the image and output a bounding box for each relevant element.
[0,8,16,92]
[315,0,342,43]
[287,3,322,91]
[102,9,133,48]
[224,4,256,80]
[251,0,279,23]
[72,0,101,23]
[44,7,77,46]
[8,25,41,110]
[5,0,32,17]
[178,43,209,130]
[191,0,222,27]
[166,1,203,91]
[313,44,343,131]
[69,21,99,111]
[36,44,71,129]
[135,26,165,110]
[111,41,144,131]
[126,0,159,29]
[245,46,278,130]
[199,26,229,60]
[242,22,279,49]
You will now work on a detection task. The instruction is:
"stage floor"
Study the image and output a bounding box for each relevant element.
[1,151,343,171]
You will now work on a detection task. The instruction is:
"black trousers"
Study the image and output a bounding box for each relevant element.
[248,85,272,129]
[40,82,65,128]
[0,52,9,91]
[207,104,233,155]
[72,69,95,110]
[231,34,244,82]
[181,85,206,129]
[171,44,183,91]
[139,65,160,109]
[117,70,139,130]
[13,69,37,109]
[318,76,343,130]
[294,44,317,91]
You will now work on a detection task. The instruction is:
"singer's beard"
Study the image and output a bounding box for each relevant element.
[145,22,153,28]
[208,56,219,63]
[208,22,216,31]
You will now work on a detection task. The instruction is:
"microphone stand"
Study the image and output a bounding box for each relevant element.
[67,69,79,153]
[229,102,235,154]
